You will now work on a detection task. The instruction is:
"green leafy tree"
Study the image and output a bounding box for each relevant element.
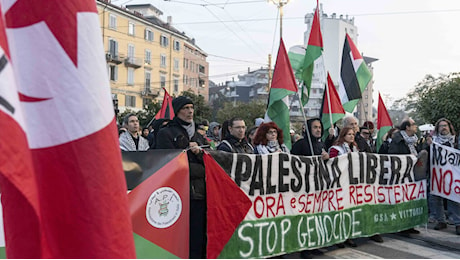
[394,73,460,130]
[216,100,267,127]
[117,100,160,127]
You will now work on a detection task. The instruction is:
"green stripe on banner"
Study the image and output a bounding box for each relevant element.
[0,247,5,258]
[218,199,427,259]
[134,233,179,259]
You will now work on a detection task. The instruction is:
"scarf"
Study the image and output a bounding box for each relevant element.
[176,117,195,139]
[433,134,455,147]
[400,130,418,155]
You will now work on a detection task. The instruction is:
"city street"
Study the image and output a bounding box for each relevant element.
[281,222,460,259]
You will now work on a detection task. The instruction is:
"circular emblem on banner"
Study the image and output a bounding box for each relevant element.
[146,187,182,229]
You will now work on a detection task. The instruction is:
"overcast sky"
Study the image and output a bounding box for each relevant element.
[120,0,460,105]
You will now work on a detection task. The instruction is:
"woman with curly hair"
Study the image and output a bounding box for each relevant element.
[253,122,289,154]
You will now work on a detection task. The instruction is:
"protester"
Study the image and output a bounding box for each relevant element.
[141,127,149,139]
[356,126,373,153]
[217,117,254,153]
[292,118,329,161]
[363,121,377,152]
[119,113,149,151]
[155,96,207,258]
[328,126,359,247]
[246,126,258,147]
[388,118,421,235]
[291,118,328,257]
[430,118,460,235]
[149,118,170,149]
[378,127,399,154]
[207,121,221,147]
[253,122,289,154]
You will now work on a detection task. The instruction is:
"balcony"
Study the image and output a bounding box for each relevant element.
[106,52,123,64]
[124,57,143,69]
[140,88,160,97]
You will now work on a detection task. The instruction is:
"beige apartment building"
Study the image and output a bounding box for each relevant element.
[96,0,209,111]
[183,39,209,102]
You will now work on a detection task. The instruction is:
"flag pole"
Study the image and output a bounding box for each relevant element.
[297,83,314,154]
[326,74,334,133]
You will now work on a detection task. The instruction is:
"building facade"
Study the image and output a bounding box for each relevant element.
[183,39,209,102]
[97,0,209,112]
[208,68,269,105]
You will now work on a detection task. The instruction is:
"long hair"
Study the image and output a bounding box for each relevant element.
[333,126,357,148]
[434,118,456,136]
[253,122,284,146]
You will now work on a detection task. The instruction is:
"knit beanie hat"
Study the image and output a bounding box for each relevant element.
[172,96,193,115]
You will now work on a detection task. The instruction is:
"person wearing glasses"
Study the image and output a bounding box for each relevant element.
[356,126,373,153]
[430,118,460,235]
[217,117,254,153]
[252,122,289,154]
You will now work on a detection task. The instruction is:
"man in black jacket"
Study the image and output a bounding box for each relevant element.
[217,117,254,153]
[291,118,329,160]
[388,118,421,235]
[156,96,207,258]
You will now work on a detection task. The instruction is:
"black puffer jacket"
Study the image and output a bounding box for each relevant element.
[217,135,254,153]
[291,118,326,156]
[156,117,206,200]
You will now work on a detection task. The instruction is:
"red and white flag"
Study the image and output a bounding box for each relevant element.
[0,0,135,258]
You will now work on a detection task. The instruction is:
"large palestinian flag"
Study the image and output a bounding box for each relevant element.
[123,150,190,258]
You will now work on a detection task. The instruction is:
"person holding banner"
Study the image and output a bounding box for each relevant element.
[156,96,207,258]
[328,126,359,247]
[389,118,421,235]
[430,118,460,235]
[253,122,289,154]
[291,118,328,257]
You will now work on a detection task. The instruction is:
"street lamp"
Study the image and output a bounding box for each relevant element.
[269,0,291,39]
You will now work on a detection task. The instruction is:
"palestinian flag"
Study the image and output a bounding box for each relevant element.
[124,150,190,258]
[321,73,345,139]
[155,88,174,120]
[376,93,393,152]
[297,0,324,106]
[264,38,298,149]
[338,33,372,112]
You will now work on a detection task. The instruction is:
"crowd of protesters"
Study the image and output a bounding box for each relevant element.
[118,96,460,258]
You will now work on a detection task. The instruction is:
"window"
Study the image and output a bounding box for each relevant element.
[184,58,188,69]
[160,35,169,47]
[199,65,205,74]
[109,65,117,81]
[127,68,134,85]
[145,70,151,90]
[108,39,118,57]
[109,14,117,29]
[125,95,136,107]
[174,77,179,93]
[173,40,180,51]
[127,44,135,62]
[160,74,166,88]
[143,98,151,108]
[128,22,135,36]
[183,75,187,85]
[160,54,167,68]
[190,61,194,72]
[144,29,153,41]
[173,58,179,71]
[145,49,151,64]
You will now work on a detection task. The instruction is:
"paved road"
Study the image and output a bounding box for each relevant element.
[279,222,460,259]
